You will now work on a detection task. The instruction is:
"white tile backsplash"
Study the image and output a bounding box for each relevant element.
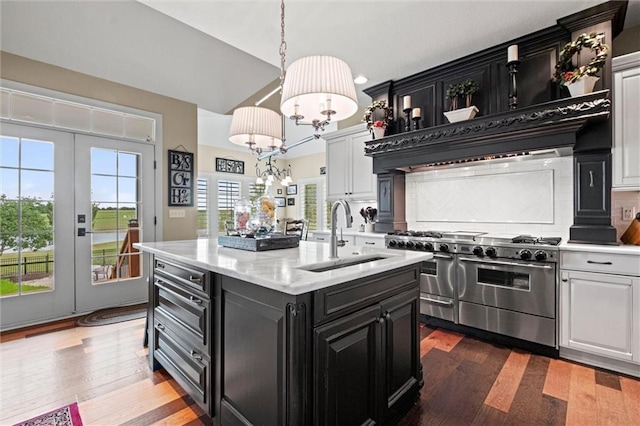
[406,156,573,241]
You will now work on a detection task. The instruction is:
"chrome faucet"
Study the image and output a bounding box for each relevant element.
[329,199,352,259]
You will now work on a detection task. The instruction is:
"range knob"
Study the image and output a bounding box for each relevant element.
[414,242,424,250]
[406,241,415,249]
[534,250,548,261]
[485,247,497,258]
[424,242,434,251]
[388,240,397,247]
[472,246,484,256]
[397,241,406,248]
[439,243,450,253]
[520,249,532,260]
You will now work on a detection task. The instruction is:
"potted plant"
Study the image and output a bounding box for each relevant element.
[553,31,609,97]
[363,100,393,140]
[443,79,480,123]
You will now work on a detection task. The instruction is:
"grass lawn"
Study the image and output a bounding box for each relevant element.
[93,209,137,230]
[0,278,50,296]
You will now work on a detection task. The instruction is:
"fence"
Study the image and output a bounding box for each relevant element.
[1,253,54,279]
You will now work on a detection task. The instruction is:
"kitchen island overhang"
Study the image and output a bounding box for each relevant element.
[135,239,432,425]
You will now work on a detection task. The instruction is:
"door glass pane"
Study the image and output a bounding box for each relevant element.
[0,137,54,297]
[90,148,143,284]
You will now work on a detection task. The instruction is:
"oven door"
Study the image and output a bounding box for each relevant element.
[419,254,457,322]
[457,257,556,319]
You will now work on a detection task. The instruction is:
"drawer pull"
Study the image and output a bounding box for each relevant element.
[156,262,165,269]
[189,275,202,284]
[587,260,612,265]
[364,242,375,245]
[420,296,454,307]
[190,350,203,361]
[189,296,203,305]
[157,323,165,330]
[317,237,325,241]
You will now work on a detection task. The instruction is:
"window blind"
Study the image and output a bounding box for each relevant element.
[217,180,240,233]
[197,178,208,236]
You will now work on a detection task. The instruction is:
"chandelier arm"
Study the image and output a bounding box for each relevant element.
[257,134,319,161]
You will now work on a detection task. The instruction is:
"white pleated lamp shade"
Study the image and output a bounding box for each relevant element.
[229,106,282,150]
[280,56,358,123]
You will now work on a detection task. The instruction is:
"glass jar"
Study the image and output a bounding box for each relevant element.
[233,198,252,236]
[252,194,277,235]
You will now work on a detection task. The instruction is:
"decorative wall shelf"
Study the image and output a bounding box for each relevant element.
[365,90,610,173]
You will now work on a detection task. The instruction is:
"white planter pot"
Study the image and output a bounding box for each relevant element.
[443,105,479,123]
[566,76,599,97]
[371,127,386,140]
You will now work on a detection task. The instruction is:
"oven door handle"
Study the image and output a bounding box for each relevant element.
[433,254,454,260]
[420,296,454,307]
[458,257,554,270]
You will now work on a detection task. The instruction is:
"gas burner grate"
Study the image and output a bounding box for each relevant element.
[512,235,537,244]
[538,237,562,246]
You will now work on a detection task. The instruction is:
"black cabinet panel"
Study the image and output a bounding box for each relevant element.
[376,172,406,233]
[314,304,381,426]
[575,153,610,219]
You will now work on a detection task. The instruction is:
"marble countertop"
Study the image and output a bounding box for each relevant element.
[309,230,386,238]
[134,239,431,295]
[560,243,640,256]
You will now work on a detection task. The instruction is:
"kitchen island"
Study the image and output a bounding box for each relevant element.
[135,239,432,426]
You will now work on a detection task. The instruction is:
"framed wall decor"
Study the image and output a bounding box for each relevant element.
[275,197,286,207]
[168,150,194,206]
[215,157,245,174]
[286,184,297,195]
[287,197,295,206]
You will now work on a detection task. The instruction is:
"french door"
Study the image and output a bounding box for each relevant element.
[0,124,155,329]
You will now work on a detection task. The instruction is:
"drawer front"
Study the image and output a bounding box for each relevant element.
[561,251,640,276]
[154,257,210,295]
[154,327,208,405]
[154,308,208,354]
[314,265,419,325]
[354,236,385,247]
[155,279,209,344]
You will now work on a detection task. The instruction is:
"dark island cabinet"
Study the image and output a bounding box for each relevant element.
[148,255,422,425]
[314,287,420,425]
[149,256,213,416]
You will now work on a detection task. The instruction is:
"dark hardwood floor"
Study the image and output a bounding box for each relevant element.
[1,319,638,425]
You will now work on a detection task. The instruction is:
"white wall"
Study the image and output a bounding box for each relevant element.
[405,155,574,241]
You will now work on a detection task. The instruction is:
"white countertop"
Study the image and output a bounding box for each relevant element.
[560,242,640,256]
[310,230,386,238]
[135,239,431,296]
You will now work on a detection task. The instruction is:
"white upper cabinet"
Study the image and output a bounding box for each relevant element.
[324,125,377,202]
[613,52,640,189]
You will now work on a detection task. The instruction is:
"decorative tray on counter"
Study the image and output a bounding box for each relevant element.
[218,234,300,251]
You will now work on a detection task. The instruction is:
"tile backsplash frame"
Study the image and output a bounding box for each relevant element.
[406,156,574,241]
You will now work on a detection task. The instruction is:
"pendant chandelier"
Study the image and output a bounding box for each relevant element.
[255,157,292,187]
[228,0,358,160]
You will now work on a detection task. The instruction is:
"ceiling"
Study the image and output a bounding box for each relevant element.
[1,0,638,156]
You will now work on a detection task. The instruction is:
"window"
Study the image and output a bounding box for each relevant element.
[217,180,241,233]
[196,174,268,237]
[298,177,328,231]
[197,179,208,237]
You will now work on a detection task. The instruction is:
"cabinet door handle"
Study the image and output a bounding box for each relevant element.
[587,260,612,265]
[378,317,385,324]
[157,323,165,330]
[189,296,203,305]
[156,262,165,269]
[190,350,203,361]
[384,312,391,321]
[189,275,202,284]
[364,242,375,245]
[561,278,568,282]
[589,171,594,188]
[316,237,325,241]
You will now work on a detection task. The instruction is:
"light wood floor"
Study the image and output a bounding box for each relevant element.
[1,319,638,425]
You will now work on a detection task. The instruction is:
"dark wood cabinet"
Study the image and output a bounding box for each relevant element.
[148,256,422,425]
[149,257,213,416]
[314,304,382,425]
[376,172,407,233]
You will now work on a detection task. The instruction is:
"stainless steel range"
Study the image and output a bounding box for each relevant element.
[385,231,561,348]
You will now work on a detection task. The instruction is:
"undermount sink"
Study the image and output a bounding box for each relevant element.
[297,254,391,273]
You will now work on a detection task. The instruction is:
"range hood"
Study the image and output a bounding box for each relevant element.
[364,90,610,174]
